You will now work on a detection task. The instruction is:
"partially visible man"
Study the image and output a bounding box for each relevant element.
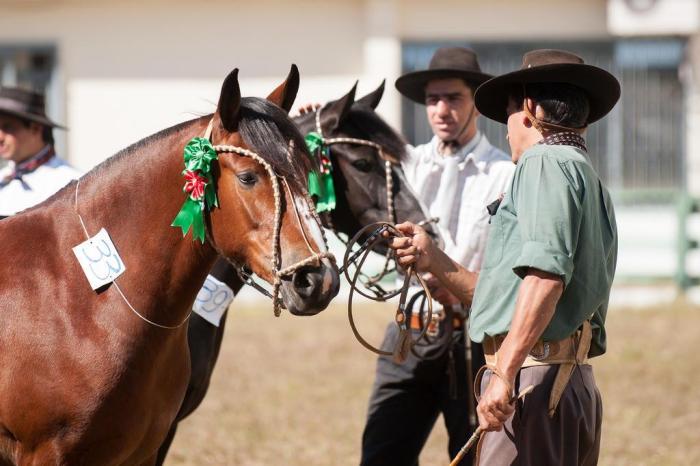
[0,86,80,219]
[384,49,620,466]
[360,47,514,466]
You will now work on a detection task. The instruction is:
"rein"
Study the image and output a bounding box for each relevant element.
[341,222,433,364]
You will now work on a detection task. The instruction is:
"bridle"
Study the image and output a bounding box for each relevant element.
[312,108,399,296]
[308,108,437,361]
[203,120,335,317]
[74,119,336,330]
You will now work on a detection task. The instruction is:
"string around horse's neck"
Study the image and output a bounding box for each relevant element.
[73,179,193,330]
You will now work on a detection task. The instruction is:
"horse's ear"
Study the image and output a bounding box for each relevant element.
[355,80,385,110]
[267,64,299,113]
[324,81,357,130]
[217,68,241,132]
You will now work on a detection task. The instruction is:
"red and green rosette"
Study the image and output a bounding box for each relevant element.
[305,132,336,213]
[171,137,219,243]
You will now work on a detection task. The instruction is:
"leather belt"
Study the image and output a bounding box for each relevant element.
[409,312,463,331]
[480,321,592,417]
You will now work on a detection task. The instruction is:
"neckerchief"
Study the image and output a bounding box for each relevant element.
[1,145,56,187]
[538,131,587,152]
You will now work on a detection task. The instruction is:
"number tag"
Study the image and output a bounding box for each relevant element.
[193,275,235,326]
[72,228,126,290]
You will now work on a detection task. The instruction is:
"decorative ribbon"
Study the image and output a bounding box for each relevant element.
[304,132,336,213]
[171,137,219,243]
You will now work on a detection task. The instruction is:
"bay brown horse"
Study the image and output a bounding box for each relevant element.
[155,81,440,463]
[0,66,338,465]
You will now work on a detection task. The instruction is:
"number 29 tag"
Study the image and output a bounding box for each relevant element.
[72,228,126,290]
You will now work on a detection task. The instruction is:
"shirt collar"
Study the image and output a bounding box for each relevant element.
[431,131,483,164]
[428,132,488,171]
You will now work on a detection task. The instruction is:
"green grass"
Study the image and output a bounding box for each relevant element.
[165,301,700,465]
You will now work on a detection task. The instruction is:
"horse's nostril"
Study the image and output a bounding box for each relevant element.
[293,268,312,289]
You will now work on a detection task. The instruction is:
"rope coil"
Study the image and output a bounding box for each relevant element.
[342,222,434,363]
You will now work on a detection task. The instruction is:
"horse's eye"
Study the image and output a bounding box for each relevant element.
[351,158,373,173]
[237,172,258,186]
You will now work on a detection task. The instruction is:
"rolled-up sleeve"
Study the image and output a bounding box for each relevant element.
[511,154,582,286]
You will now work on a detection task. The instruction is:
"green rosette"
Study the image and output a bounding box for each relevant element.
[171,137,219,243]
[305,132,336,213]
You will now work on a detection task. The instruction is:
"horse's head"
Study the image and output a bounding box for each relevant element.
[296,81,440,249]
[207,66,339,315]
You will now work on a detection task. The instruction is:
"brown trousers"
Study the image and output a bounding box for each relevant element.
[477,364,602,466]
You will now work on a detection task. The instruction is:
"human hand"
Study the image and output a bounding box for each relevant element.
[476,369,516,432]
[383,222,435,273]
[423,273,460,306]
[295,102,321,116]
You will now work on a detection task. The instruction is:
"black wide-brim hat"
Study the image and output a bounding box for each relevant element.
[0,86,66,129]
[474,49,620,125]
[396,47,492,104]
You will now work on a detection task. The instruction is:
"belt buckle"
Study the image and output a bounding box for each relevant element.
[529,342,550,361]
[425,308,444,338]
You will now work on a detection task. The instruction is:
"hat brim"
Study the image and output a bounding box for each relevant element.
[396,69,493,104]
[474,63,620,125]
[0,107,66,130]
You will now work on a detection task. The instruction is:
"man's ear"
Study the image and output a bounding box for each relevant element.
[522,98,536,128]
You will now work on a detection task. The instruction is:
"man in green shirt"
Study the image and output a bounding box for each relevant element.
[384,49,619,465]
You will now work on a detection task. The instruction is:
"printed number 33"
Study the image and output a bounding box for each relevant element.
[81,239,123,281]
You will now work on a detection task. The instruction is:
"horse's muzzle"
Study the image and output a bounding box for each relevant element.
[280,258,339,315]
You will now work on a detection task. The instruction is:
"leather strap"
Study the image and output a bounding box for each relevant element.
[481,321,593,418]
[547,320,592,417]
[409,312,462,330]
[473,363,515,404]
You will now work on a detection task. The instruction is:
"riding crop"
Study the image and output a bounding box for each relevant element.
[449,384,535,466]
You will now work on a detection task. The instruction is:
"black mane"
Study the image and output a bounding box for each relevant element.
[337,104,407,161]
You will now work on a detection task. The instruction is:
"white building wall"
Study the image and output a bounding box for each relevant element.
[398,0,609,40]
[0,0,612,170]
[0,0,367,169]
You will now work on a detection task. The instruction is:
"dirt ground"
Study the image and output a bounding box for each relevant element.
[165,300,700,466]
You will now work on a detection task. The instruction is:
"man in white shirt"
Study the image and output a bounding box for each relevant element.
[0,86,80,219]
[360,47,515,466]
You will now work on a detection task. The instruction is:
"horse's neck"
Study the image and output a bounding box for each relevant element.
[75,118,217,321]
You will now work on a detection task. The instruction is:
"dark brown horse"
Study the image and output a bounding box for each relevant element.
[0,67,338,465]
[155,81,439,463]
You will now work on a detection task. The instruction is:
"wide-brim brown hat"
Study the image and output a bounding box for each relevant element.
[0,86,66,129]
[474,49,620,125]
[396,47,492,104]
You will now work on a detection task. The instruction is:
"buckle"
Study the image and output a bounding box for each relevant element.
[529,342,550,361]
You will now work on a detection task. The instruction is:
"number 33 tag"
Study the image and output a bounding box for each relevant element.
[72,228,126,290]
